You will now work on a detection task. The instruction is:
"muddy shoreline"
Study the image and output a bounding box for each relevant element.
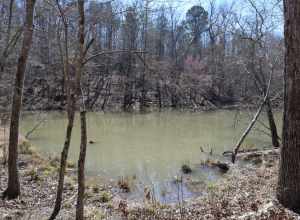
[0,133,299,219]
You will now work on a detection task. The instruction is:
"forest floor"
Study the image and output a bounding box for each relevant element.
[0,132,299,219]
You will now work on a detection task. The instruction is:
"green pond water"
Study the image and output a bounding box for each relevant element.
[20,110,282,201]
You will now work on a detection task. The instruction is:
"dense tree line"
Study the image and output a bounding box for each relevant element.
[0,0,284,112]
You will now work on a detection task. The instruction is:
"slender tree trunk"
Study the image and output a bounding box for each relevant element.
[49,1,75,219]
[277,0,300,213]
[2,0,36,200]
[49,102,75,220]
[101,79,112,111]
[75,0,87,219]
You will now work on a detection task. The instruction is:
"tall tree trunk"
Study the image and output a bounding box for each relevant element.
[277,0,300,213]
[75,0,87,219]
[2,0,36,200]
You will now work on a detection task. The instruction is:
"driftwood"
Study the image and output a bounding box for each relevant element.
[231,71,272,163]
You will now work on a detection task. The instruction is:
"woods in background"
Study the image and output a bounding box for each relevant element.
[0,0,284,113]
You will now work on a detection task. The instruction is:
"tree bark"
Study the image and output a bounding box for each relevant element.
[75,0,87,219]
[2,0,36,200]
[277,0,300,213]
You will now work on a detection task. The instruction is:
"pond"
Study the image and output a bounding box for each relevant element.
[20,110,282,202]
